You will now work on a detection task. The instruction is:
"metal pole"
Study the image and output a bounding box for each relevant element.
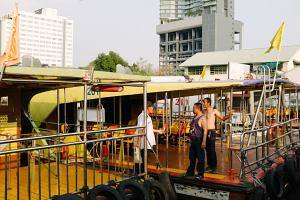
[276,85,282,149]
[98,90,104,184]
[165,92,169,168]
[64,88,69,193]
[229,88,233,169]
[83,82,88,197]
[289,89,291,121]
[262,85,266,158]
[178,91,181,147]
[143,83,148,175]
[114,97,116,124]
[220,89,223,152]
[118,96,122,175]
[170,93,173,145]
[297,89,300,141]
[155,93,159,156]
[56,89,61,195]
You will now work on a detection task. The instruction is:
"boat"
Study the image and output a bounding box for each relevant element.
[1,66,300,200]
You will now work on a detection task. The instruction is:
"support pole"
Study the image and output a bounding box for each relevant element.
[143,83,148,175]
[83,82,88,197]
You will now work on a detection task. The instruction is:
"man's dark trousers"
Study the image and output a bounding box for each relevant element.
[186,139,205,176]
[206,130,217,169]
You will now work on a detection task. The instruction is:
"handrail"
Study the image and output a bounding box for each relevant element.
[238,118,298,179]
[0,125,145,145]
[240,118,297,148]
[0,132,145,155]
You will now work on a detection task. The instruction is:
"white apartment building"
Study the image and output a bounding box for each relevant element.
[0,8,73,67]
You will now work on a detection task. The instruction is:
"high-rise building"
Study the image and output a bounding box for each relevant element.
[157,0,243,73]
[160,0,203,24]
[0,8,73,67]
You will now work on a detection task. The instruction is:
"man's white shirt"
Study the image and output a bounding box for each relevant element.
[135,111,156,149]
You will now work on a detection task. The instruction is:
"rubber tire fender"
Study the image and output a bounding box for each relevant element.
[144,178,169,200]
[117,179,150,200]
[51,193,82,200]
[284,157,299,185]
[295,148,300,173]
[250,186,265,200]
[87,184,123,200]
[158,173,177,200]
[265,167,284,199]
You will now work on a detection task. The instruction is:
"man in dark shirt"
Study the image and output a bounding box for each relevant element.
[185,103,207,180]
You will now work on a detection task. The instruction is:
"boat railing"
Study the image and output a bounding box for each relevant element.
[0,125,147,199]
[238,118,299,180]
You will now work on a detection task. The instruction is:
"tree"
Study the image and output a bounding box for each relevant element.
[130,57,154,76]
[92,51,129,72]
[91,52,155,76]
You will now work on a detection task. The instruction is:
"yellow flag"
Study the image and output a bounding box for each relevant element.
[265,22,285,54]
[200,65,206,80]
[0,5,20,66]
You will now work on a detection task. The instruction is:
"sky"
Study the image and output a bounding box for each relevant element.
[0,0,299,68]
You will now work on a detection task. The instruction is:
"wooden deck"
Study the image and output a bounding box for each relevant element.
[0,163,123,200]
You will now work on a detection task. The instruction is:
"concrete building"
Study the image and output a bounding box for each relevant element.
[180,45,300,81]
[160,0,203,24]
[0,8,73,67]
[157,0,243,72]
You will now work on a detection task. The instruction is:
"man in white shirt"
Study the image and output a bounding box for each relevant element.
[134,101,163,174]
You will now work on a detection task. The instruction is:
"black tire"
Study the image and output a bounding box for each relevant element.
[295,148,300,173]
[117,179,150,200]
[284,157,299,185]
[265,168,284,199]
[52,193,82,200]
[158,173,177,200]
[87,185,123,200]
[144,178,169,200]
[250,187,265,200]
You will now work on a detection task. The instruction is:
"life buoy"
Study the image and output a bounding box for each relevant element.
[265,167,284,199]
[117,179,149,200]
[87,185,122,200]
[52,193,82,200]
[284,157,299,185]
[144,178,169,200]
[158,173,177,200]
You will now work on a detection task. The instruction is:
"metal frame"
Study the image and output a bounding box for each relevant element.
[0,77,148,200]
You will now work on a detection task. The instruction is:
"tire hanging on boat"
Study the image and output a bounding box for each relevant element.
[295,148,300,174]
[87,185,123,200]
[284,157,299,185]
[51,193,83,200]
[143,178,169,200]
[251,186,265,200]
[158,173,177,200]
[117,179,150,200]
[265,167,284,199]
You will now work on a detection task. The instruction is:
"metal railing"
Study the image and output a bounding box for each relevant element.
[0,126,147,200]
[238,118,300,180]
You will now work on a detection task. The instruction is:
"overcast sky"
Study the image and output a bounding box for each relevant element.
[0,0,299,68]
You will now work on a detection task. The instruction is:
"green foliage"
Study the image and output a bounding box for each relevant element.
[91,51,154,76]
[130,57,154,76]
[92,51,129,72]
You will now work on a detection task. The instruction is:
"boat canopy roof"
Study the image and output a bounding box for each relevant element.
[30,78,300,124]
[32,78,300,105]
[1,66,150,90]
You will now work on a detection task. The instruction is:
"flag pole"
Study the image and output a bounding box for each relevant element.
[271,52,280,91]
